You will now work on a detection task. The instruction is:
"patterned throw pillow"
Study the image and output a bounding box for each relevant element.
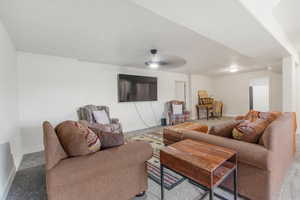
[56,121,101,156]
[232,119,271,143]
[244,110,278,122]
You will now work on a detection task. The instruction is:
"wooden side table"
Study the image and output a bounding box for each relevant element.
[160,139,237,200]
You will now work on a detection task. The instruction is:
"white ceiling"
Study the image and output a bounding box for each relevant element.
[274,0,300,52]
[0,0,286,75]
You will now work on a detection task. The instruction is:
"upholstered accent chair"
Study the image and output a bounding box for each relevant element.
[165,100,190,125]
[77,105,122,133]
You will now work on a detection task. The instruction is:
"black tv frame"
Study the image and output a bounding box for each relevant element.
[118,74,158,102]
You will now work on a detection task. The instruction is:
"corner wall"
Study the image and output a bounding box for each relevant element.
[0,21,20,200]
[212,70,282,116]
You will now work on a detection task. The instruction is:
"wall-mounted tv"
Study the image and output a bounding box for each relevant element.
[118,74,157,102]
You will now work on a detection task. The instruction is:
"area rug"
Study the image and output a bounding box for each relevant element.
[128,131,185,190]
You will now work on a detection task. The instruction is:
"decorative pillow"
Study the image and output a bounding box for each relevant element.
[172,104,183,115]
[55,121,101,156]
[209,120,242,138]
[244,110,278,123]
[89,127,124,149]
[259,112,277,122]
[232,119,271,143]
[93,110,110,124]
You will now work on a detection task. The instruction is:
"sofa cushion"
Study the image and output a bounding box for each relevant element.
[209,120,241,138]
[56,121,101,156]
[232,119,271,143]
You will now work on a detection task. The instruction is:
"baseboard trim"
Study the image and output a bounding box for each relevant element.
[1,166,16,200]
[13,155,23,170]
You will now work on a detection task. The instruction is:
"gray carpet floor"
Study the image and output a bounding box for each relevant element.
[6,118,300,200]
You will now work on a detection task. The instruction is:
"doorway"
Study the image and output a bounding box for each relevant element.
[249,78,270,112]
[175,81,186,102]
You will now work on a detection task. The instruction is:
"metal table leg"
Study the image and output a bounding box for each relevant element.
[209,187,214,200]
[233,168,238,200]
[161,164,164,200]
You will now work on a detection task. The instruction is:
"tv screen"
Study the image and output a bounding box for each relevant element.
[118,74,157,102]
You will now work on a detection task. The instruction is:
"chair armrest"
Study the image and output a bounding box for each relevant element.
[47,141,153,186]
[182,130,272,171]
[111,118,119,124]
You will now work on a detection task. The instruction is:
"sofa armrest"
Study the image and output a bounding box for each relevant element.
[182,130,272,171]
[47,141,153,186]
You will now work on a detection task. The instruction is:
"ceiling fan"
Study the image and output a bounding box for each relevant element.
[145,49,186,69]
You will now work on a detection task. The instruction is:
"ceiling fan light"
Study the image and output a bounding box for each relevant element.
[229,65,238,73]
[148,62,159,69]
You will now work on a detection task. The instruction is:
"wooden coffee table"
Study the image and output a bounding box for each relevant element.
[160,139,237,200]
[163,122,208,146]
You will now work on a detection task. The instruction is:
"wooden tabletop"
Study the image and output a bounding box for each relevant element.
[164,122,208,132]
[160,139,237,188]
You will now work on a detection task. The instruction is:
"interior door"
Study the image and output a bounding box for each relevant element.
[175,81,186,102]
[252,85,269,111]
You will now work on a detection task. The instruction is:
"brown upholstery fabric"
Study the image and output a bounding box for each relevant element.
[209,120,241,138]
[46,141,152,200]
[232,119,271,143]
[55,121,100,156]
[43,121,68,170]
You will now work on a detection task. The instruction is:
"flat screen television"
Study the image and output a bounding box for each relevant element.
[118,74,157,102]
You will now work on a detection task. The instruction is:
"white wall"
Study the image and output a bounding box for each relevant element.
[213,70,282,116]
[0,21,19,200]
[17,52,189,154]
[270,72,282,111]
[296,63,300,133]
[190,74,214,119]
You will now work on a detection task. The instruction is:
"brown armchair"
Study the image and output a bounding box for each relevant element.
[77,105,122,133]
[43,121,153,200]
[165,100,190,125]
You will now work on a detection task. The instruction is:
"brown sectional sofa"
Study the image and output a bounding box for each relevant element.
[43,121,153,200]
[164,112,297,200]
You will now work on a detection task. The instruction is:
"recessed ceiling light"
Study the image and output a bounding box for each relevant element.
[267,66,272,70]
[229,65,238,73]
